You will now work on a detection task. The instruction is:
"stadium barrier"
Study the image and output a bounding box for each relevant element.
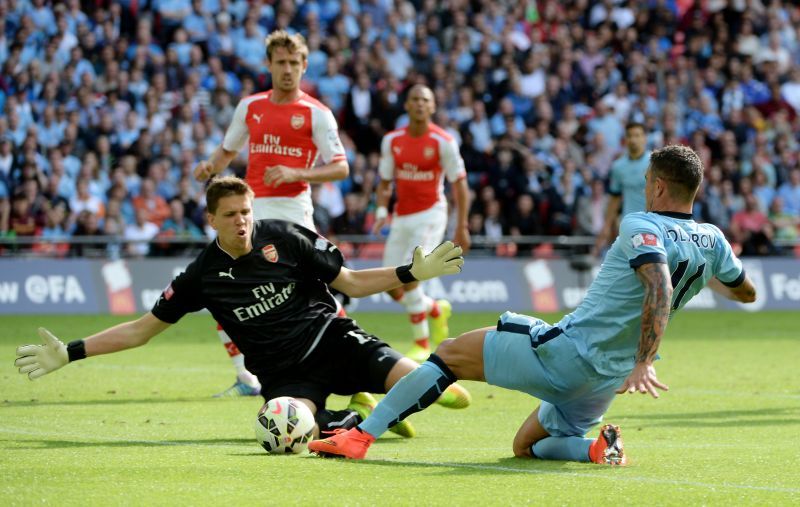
[0,255,796,314]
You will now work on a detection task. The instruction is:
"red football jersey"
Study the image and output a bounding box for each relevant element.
[223,90,346,198]
[378,123,466,215]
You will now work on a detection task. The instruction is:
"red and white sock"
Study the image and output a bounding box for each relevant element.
[403,287,430,349]
[217,324,260,388]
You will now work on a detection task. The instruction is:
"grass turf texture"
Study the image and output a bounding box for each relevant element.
[1,311,798,505]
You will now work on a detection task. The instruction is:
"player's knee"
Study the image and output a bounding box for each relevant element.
[512,439,532,458]
[433,338,458,363]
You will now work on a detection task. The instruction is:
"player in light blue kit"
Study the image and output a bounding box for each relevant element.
[596,123,651,253]
[309,145,757,465]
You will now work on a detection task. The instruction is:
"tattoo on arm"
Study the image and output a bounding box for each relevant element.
[634,263,673,364]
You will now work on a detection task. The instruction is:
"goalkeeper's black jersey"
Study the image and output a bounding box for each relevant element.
[151,219,344,374]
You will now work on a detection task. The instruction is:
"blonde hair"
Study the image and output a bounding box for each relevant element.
[206,176,254,214]
[265,30,308,61]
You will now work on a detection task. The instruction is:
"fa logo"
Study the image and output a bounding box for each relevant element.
[218,268,235,279]
[252,113,263,124]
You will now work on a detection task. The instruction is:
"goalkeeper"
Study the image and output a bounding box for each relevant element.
[14,176,470,438]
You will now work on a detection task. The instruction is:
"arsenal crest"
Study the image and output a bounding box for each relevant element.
[262,244,279,263]
[423,146,435,159]
[291,114,305,129]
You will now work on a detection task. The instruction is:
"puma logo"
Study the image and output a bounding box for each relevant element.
[218,268,235,279]
[252,113,263,124]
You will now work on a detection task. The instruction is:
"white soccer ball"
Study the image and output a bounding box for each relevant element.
[254,396,315,454]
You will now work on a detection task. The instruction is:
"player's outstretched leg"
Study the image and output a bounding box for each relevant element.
[309,426,376,459]
[347,392,416,438]
[428,299,451,346]
[310,354,457,459]
[214,324,261,397]
[589,424,627,466]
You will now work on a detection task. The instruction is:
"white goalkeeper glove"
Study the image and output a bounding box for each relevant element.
[397,241,464,283]
[15,328,69,380]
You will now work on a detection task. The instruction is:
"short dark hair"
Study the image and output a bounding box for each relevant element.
[206,176,254,214]
[625,122,646,134]
[649,145,704,201]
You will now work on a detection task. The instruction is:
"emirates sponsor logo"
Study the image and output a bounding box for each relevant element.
[250,134,303,157]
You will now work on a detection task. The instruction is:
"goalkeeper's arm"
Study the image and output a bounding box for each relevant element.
[14,312,171,380]
[330,241,464,298]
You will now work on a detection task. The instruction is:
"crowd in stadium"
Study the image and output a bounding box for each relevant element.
[1,0,800,258]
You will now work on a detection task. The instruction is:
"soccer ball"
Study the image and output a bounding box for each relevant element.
[254,396,315,454]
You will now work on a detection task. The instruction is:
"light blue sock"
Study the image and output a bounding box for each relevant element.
[359,357,455,438]
[532,436,593,462]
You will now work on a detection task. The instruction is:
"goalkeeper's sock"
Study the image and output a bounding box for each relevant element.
[217,324,259,388]
[316,409,360,433]
[358,354,456,438]
[532,436,593,462]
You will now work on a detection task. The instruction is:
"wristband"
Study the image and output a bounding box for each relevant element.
[375,206,388,221]
[395,264,417,284]
[67,340,87,362]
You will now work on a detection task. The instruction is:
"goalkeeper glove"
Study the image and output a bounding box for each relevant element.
[15,328,72,380]
[397,241,464,283]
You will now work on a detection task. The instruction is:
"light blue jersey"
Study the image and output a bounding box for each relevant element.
[558,211,744,377]
[609,151,650,216]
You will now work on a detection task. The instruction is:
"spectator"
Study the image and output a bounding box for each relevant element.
[730,194,776,256]
[124,207,160,257]
[70,209,106,258]
[69,177,105,221]
[132,178,170,227]
[156,199,204,256]
[768,196,799,244]
[331,192,368,236]
[575,178,608,236]
[509,193,542,248]
[776,168,800,217]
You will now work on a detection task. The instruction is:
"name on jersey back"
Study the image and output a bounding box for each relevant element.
[663,227,717,249]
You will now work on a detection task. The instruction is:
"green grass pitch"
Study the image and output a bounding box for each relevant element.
[1,311,798,505]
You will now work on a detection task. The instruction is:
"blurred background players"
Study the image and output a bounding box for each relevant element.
[193,30,349,397]
[595,123,650,255]
[371,85,471,362]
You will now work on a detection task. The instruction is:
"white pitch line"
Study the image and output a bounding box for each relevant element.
[2,427,797,494]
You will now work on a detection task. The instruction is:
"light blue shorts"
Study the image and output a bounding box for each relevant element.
[483,312,625,437]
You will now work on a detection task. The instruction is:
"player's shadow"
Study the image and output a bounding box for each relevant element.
[332,456,584,476]
[2,437,253,450]
[622,406,800,428]
[2,396,225,408]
